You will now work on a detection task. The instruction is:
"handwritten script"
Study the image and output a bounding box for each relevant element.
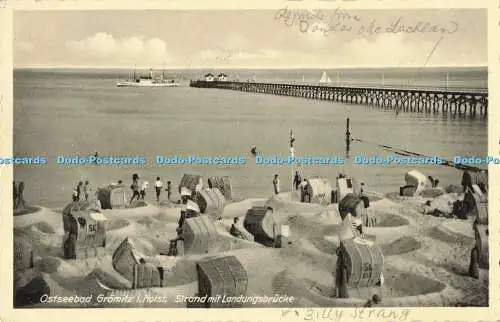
[282,307,412,322]
[275,7,459,37]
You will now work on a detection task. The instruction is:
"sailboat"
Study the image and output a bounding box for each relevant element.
[116,67,181,87]
[319,71,332,84]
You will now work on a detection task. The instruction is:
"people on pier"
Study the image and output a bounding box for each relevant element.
[273,174,280,195]
[154,177,163,202]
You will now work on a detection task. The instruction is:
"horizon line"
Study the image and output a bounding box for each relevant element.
[13,64,488,70]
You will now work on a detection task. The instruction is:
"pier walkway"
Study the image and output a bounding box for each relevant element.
[189,80,488,117]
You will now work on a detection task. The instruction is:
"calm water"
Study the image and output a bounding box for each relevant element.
[14,68,488,208]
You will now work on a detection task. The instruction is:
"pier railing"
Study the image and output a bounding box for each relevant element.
[190,80,488,117]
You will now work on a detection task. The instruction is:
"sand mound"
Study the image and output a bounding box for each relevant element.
[137,216,155,226]
[103,203,160,218]
[156,206,182,222]
[421,188,445,198]
[382,236,422,256]
[106,218,130,231]
[38,256,62,273]
[375,211,410,227]
[107,236,157,257]
[383,266,446,297]
[427,224,474,244]
[14,206,63,232]
[438,219,474,239]
[265,192,326,213]
[367,194,384,202]
[15,273,76,307]
[14,205,43,216]
[445,185,464,194]
[220,198,266,218]
[34,221,56,234]
[161,258,199,287]
[271,263,449,307]
[86,257,133,290]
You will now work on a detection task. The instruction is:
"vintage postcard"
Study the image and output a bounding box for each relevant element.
[1,0,499,321]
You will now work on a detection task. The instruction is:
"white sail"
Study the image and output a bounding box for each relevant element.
[319,71,332,83]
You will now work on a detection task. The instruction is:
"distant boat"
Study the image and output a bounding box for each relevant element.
[117,68,181,87]
[319,71,332,84]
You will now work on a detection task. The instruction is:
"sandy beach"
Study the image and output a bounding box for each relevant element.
[13,184,487,308]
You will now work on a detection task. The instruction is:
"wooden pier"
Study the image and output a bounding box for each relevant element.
[189,80,488,118]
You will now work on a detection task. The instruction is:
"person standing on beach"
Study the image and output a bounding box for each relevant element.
[130,174,140,205]
[165,181,172,201]
[300,179,309,203]
[76,181,83,201]
[72,188,78,202]
[273,174,280,195]
[140,181,148,200]
[13,182,18,208]
[154,177,163,202]
[83,180,92,201]
[17,182,25,208]
[293,171,301,190]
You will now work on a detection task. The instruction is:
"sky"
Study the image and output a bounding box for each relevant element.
[14,9,487,69]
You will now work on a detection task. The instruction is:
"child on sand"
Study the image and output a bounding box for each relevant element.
[140,181,149,200]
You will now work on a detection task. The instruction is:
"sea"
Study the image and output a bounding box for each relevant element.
[13,67,488,208]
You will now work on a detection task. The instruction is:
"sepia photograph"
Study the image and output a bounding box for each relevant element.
[12,8,489,309]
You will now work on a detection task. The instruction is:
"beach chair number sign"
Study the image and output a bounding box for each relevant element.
[85,222,97,243]
[88,224,97,234]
